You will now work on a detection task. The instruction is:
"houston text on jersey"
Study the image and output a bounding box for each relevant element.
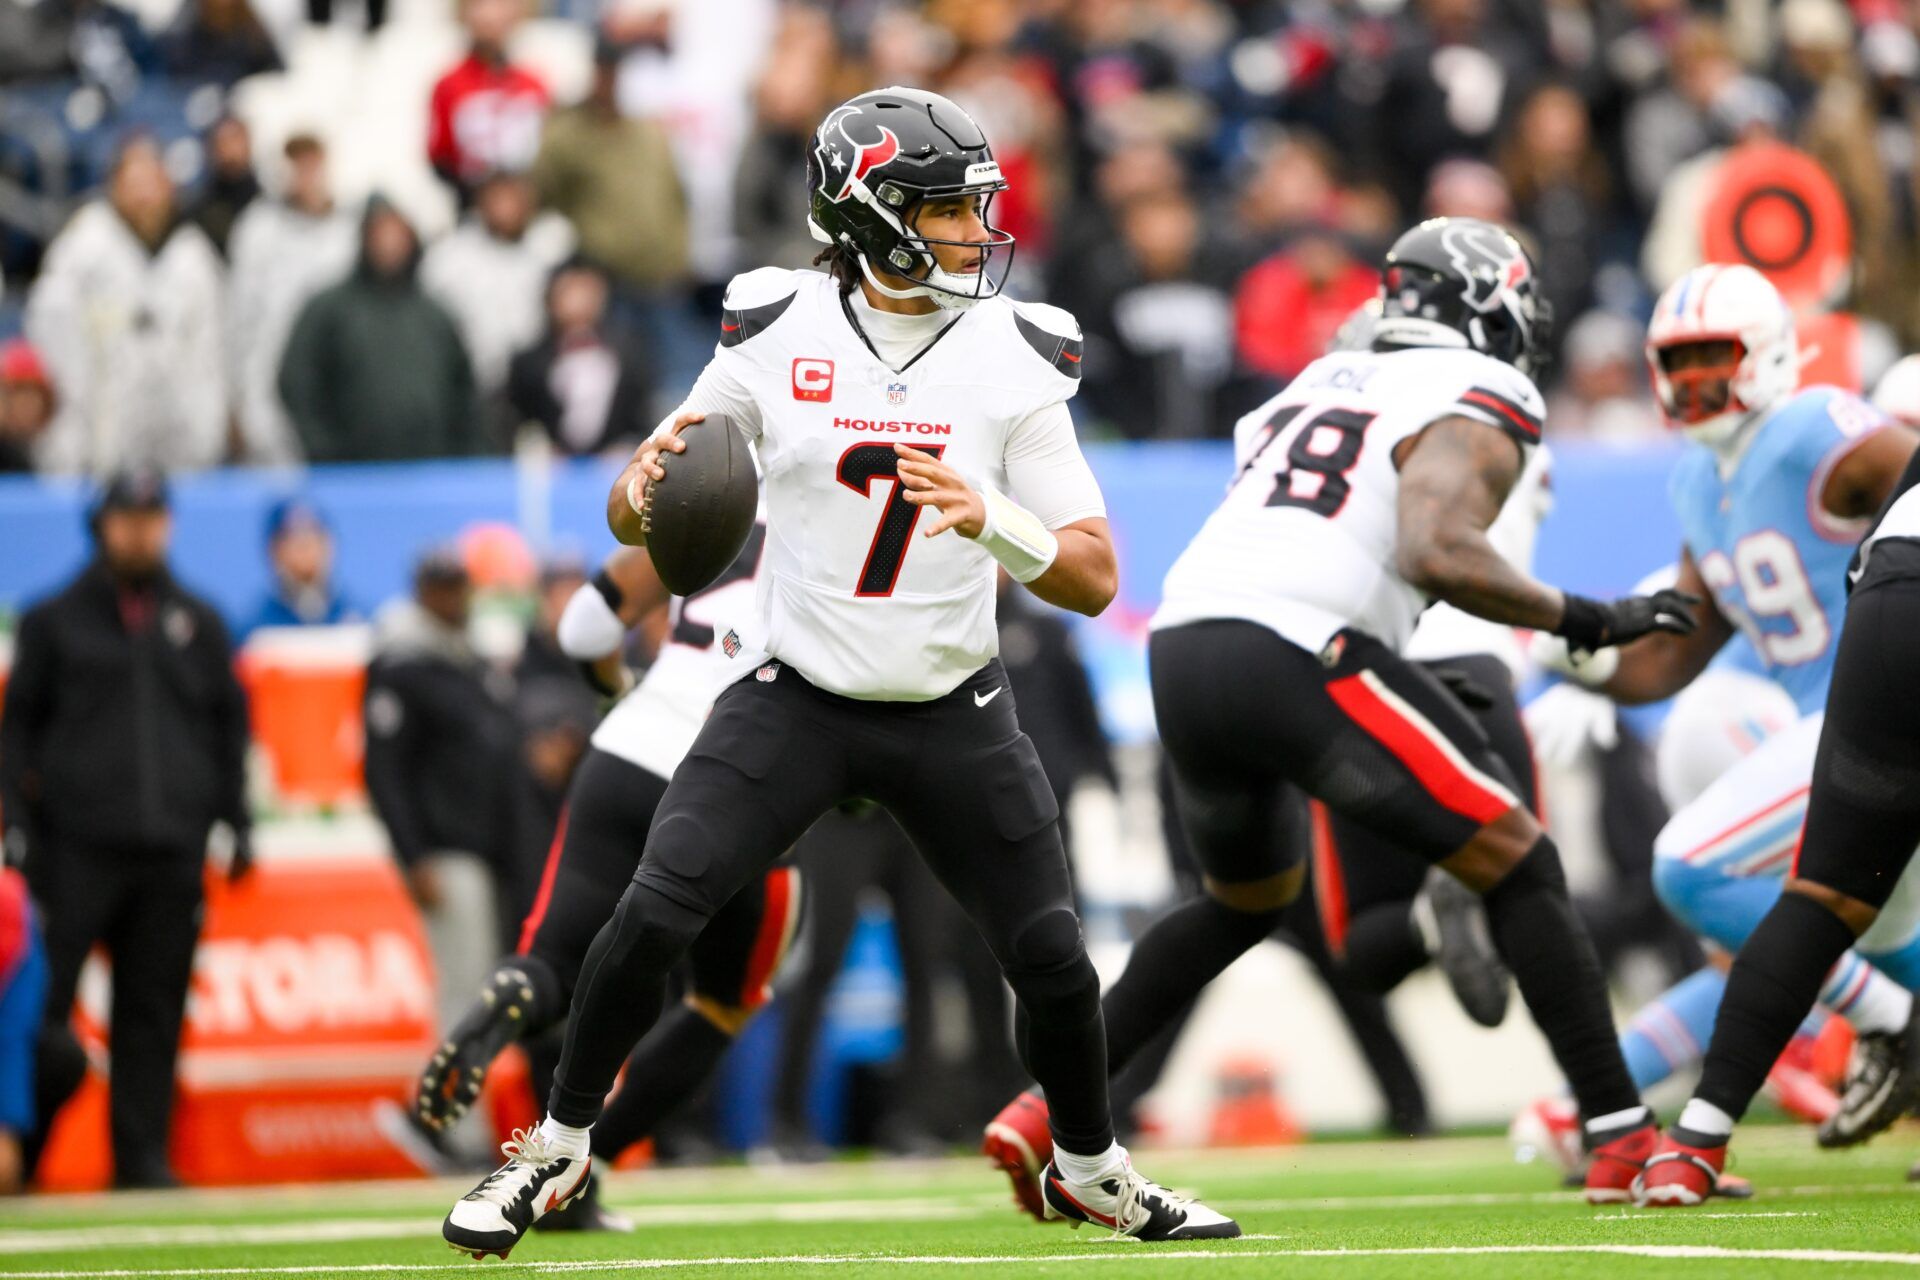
[832,418,954,434]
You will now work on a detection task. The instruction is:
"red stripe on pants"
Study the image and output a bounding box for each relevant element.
[1325,673,1514,826]
[517,807,570,955]
[1309,801,1349,957]
[738,867,795,1010]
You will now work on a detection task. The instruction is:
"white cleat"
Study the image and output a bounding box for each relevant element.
[442,1126,590,1260]
[1039,1154,1240,1240]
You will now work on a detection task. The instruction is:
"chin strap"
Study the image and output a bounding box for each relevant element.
[856,253,990,312]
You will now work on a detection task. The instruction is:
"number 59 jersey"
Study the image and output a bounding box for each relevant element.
[1154,346,1544,654]
[1670,385,1889,716]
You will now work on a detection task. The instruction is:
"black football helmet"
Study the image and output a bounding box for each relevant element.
[1373,218,1551,378]
[806,86,1014,311]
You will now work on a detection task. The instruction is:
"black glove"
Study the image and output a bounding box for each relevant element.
[1430,665,1496,712]
[228,827,256,884]
[1554,589,1700,656]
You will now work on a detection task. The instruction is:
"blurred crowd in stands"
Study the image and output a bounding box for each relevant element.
[2,0,1920,470]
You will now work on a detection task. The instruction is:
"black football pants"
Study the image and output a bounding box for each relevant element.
[549,660,1114,1154]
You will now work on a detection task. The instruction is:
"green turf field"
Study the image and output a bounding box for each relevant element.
[4,1129,1919,1278]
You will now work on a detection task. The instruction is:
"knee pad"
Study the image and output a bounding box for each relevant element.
[602,882,710,976]
[1002,909,1101,1025]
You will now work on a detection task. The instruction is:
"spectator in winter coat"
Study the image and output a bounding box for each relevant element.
[186,115,262,258]
[421,169,574,401]
[426,0,549,203]
[530,39,687,297]
[278,197,483,461]
[25,136,227,473]
[504,260,650,455]
[226,133,356,463]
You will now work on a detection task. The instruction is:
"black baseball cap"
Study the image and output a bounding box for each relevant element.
[94,468,171,516]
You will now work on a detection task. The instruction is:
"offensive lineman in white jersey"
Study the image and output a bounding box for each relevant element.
[441,87,1237,1258]
[418,527,804,1231]
[1107,219,1695,1206]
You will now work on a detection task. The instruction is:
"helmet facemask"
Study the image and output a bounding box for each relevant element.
[1649,335,1763,447]
[854,183,1017,312]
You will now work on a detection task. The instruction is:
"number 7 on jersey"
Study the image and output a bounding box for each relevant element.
[837,442,947,597]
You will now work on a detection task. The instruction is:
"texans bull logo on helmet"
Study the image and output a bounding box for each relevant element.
[1439,221,1532,316]
[815,105,902,205]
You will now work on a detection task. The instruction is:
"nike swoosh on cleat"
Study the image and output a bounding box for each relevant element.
[1046,1176,1116,1228]
[974,687,1003,707]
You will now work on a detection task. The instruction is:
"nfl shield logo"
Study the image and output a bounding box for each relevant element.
[756,662,781,683]
[886,381,908,406]
[722,629,741,658]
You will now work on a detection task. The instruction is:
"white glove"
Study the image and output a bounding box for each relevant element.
[1523,683,1619,769]
[1528,629,1619,688]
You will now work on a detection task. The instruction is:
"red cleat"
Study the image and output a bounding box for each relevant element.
[982,1093,1054,1223]
[1765,1032,1840,1125]
[1633,1132,1727,1207]
[1583,1122,1657,1205]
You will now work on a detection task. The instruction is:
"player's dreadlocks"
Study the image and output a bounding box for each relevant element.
[812,243,861,295]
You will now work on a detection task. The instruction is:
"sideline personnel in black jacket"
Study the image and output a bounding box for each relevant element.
[362,548,521,1031]
[0,470,251,1188]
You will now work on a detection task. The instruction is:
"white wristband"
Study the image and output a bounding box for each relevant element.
[976,486,1059,584]
[556,581,627,660]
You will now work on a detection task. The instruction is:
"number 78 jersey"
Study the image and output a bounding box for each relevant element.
[1154,346,1544,654]
[1670,385,1888,716]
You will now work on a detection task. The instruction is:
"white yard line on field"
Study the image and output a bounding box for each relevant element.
[1228,1182,1915,1212]
[9,1243,1920,1277]
[1589,1220,1812,1228]
[0,1200,983,1255]
[0,1184,1894,1255]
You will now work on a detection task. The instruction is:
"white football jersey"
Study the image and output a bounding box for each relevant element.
[1154,346,1545,654]
[677,268,1102,701]
[591,524,767,780]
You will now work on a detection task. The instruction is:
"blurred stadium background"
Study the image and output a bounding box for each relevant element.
[0,0,1914,1195]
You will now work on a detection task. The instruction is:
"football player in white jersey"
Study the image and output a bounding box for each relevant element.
[442,87,1237,1258]
[1105,219,1694,1207]
[418,530,803,1231]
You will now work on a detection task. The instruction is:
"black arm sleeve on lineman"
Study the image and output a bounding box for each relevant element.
[0,606,53,843]
[362,663,429,866]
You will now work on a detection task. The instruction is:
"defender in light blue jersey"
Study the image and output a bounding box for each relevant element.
[1533,264,1920,1152]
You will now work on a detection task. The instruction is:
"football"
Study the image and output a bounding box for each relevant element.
[643,413,759,597]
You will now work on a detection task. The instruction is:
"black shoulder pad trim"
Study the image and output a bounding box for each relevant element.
[1014,313,1083,380]
[720,290,798,348]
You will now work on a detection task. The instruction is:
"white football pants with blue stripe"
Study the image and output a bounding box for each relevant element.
[1654,711,1920,999]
